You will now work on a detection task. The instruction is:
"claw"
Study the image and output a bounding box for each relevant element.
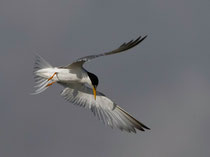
[48,72,57,81]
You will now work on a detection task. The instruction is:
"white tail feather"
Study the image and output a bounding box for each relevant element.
[32,54,53,94]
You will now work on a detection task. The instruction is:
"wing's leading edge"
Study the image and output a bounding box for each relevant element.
[67,35,147,68]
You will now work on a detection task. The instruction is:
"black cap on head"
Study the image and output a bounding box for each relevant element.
[87,71,99,87]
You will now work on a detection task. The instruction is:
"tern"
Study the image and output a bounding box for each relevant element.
[33,35,150,133]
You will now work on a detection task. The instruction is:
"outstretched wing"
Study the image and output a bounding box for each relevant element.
[67,35,147,68]
[60,83,150,133]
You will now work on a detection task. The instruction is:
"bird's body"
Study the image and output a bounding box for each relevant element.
[36,67,89,83]
[33,36,150,133]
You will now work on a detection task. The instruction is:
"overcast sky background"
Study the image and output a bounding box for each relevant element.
[0,0,210,157]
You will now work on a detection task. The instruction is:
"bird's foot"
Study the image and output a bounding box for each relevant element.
[46,81,56,87]
[48,72,57,81]
[46,72,57,87]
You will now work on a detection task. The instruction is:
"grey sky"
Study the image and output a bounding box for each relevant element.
[0,0,210,157]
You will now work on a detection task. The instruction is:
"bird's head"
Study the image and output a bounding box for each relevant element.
[87,71,99,100]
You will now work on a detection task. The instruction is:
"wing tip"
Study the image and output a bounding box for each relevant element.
[141,35,148,41]
[116,106,150,133]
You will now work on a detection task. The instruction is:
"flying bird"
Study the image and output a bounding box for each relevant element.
[33,35,150,133]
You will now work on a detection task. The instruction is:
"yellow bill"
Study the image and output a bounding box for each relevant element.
[92,86,96,100]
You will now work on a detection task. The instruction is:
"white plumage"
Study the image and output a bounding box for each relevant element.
[33,36,150,133]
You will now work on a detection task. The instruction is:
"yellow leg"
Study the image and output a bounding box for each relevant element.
[48,72,57,81]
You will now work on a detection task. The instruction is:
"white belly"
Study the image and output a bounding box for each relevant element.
[35,67,86,83]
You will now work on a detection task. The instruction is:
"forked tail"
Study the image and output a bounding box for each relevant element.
[32,54,53,94]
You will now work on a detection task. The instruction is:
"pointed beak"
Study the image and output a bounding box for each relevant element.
[92,86,96,100]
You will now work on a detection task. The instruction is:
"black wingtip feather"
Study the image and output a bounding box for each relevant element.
[140,35,148,42]
[116,106,150,132]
